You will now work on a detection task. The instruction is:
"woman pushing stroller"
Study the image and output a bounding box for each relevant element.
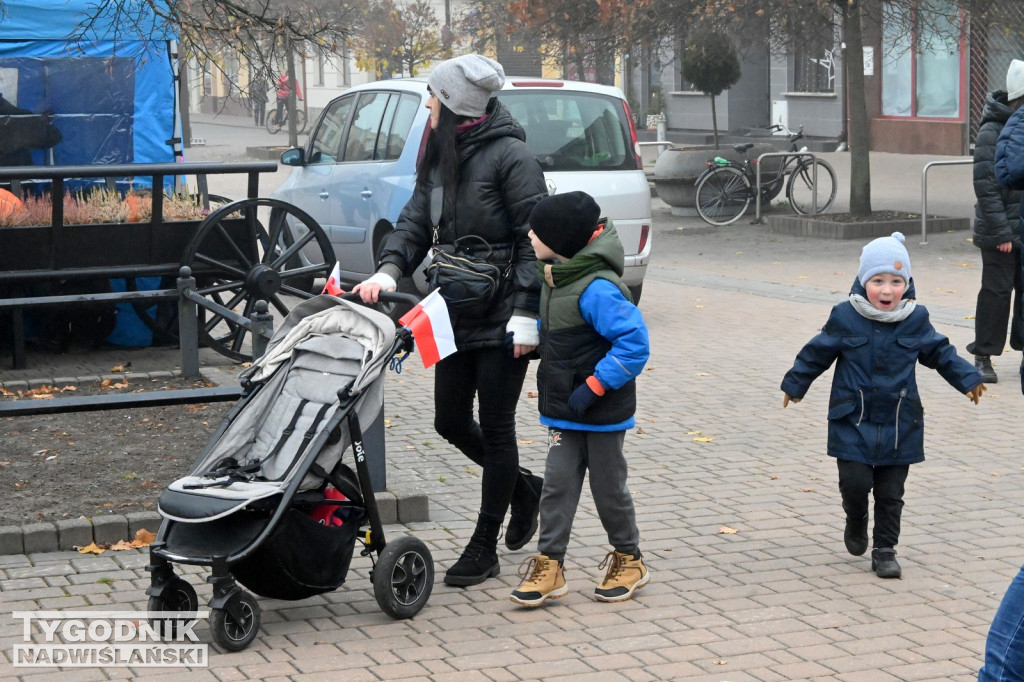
[354,54,548,586]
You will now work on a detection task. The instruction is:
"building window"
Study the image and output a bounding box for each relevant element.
[881,0,962,118]
[793,34,836,93]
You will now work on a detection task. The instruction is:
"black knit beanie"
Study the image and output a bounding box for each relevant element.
[528,191,601,258]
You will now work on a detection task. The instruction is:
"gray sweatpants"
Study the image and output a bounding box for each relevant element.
[537,428,640,562]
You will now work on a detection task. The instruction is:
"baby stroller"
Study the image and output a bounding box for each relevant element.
[146,294,433,652]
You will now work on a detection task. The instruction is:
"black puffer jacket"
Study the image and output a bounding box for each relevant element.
[378,99,548,350]
[973,90,1022,250]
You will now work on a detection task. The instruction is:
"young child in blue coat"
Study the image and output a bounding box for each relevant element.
[781,232,985,579]
[509,191,650,607]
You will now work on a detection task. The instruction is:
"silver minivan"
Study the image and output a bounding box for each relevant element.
[272,77,652,301]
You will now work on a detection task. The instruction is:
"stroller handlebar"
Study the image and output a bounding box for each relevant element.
[340,291,421,307]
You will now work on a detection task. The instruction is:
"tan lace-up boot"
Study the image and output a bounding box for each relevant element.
[509,555,567,606]
[594,550,650,602]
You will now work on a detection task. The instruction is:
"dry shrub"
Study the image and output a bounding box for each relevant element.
[0,188,219,227]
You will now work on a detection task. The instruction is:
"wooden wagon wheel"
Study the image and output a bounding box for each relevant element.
[181,197,334,362]
[125,194,243,345]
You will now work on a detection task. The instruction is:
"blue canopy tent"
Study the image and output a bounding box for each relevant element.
[0,0,180,167]
[0,0,182,347]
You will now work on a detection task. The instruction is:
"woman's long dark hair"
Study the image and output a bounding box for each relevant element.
[415,103,470,197]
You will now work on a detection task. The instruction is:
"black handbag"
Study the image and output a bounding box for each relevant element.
[423,181,510,316]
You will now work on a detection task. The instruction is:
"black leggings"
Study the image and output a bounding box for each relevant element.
[837,459,910,549]
[433,347,530,524]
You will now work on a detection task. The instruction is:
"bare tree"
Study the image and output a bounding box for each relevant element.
[352,0,445,78]
[508,0,660,84]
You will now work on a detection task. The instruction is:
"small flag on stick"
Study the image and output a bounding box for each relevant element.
[398,290,456,368]
[322,262,344,296]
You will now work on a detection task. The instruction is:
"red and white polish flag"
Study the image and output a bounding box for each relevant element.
[322,262,344,296]
[398,290,456,368]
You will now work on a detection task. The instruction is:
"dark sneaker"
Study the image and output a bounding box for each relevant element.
[975,355,998,383]
[505,472,543,551]
[844,514,868,556]
[594,550,650,602]
[871,547,902,579]
[510,555,567,606]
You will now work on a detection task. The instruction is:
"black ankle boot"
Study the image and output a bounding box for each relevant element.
[505,469,543,551]
[975,355,998,383]
[844,514,868,556]
[445,515,501,586]
[871,547,902,579]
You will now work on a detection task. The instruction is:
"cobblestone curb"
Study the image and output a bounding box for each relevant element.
[0,495,429,555]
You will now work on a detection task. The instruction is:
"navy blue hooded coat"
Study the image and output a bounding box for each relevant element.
[780,279,982,466]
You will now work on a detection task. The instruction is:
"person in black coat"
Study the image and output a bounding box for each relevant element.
[967,59,1024,383]
[354,54,548,587]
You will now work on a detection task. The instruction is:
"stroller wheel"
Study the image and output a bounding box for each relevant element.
[210,590,261,652]
[147,578,199,639]
[372,535,434,619]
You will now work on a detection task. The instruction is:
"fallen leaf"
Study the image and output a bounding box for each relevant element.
[111,365,125,373]
[109,540,134,551]
[802,487,814,492]
[714,659,728,665]
[686,430,701,435]
[527,391,538,398]
[0,462,9,466]
[693,437,713,443]
[635,427,646,435]
[133,529,157,546]
[718,526,738,534]
[78,542,105,555]
[517,439,534,445]
[964,315,975,319]
[770,475,778,480]
[185,405,207,413]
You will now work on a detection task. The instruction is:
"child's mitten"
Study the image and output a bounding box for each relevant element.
[568,376,605,418]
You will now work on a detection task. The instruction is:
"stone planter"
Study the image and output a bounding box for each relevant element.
[653,144,781,216]
[767,213,971,240]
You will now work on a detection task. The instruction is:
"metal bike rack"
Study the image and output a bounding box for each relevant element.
[751,151,820,224]
[920,159,971,245]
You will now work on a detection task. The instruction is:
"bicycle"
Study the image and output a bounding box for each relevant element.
[693,124,837,226]
[265,103,307,135]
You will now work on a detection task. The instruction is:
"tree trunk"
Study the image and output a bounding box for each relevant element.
[285,43,299,148]
[711,94,719,150]
[178,52,192,152]
[843,1,872,217]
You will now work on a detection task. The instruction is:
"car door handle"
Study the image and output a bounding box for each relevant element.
[319,191,329,200]
[360,189,373,199]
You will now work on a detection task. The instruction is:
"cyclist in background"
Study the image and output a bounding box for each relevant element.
[274,73,303,131]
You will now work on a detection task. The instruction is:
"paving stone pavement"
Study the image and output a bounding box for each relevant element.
[2,120,1021,679]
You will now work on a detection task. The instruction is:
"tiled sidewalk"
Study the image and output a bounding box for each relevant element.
[2,270,1021,680]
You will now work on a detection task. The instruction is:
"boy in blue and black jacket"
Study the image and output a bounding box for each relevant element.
[509,191,650,607]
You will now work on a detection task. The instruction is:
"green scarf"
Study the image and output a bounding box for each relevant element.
[538,253,608,289]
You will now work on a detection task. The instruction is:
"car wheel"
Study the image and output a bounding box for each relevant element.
[628,284,643,305]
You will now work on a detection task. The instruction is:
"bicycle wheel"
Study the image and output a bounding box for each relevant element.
[295,109,307,134]
[787,158,837,215]
[265,111,280,135]
[695,166,752,226]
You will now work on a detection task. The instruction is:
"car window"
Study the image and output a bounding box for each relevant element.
[498,91,636,172]
[308,95,354,165]
[343,92,390,162]
[384,94,420,161]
